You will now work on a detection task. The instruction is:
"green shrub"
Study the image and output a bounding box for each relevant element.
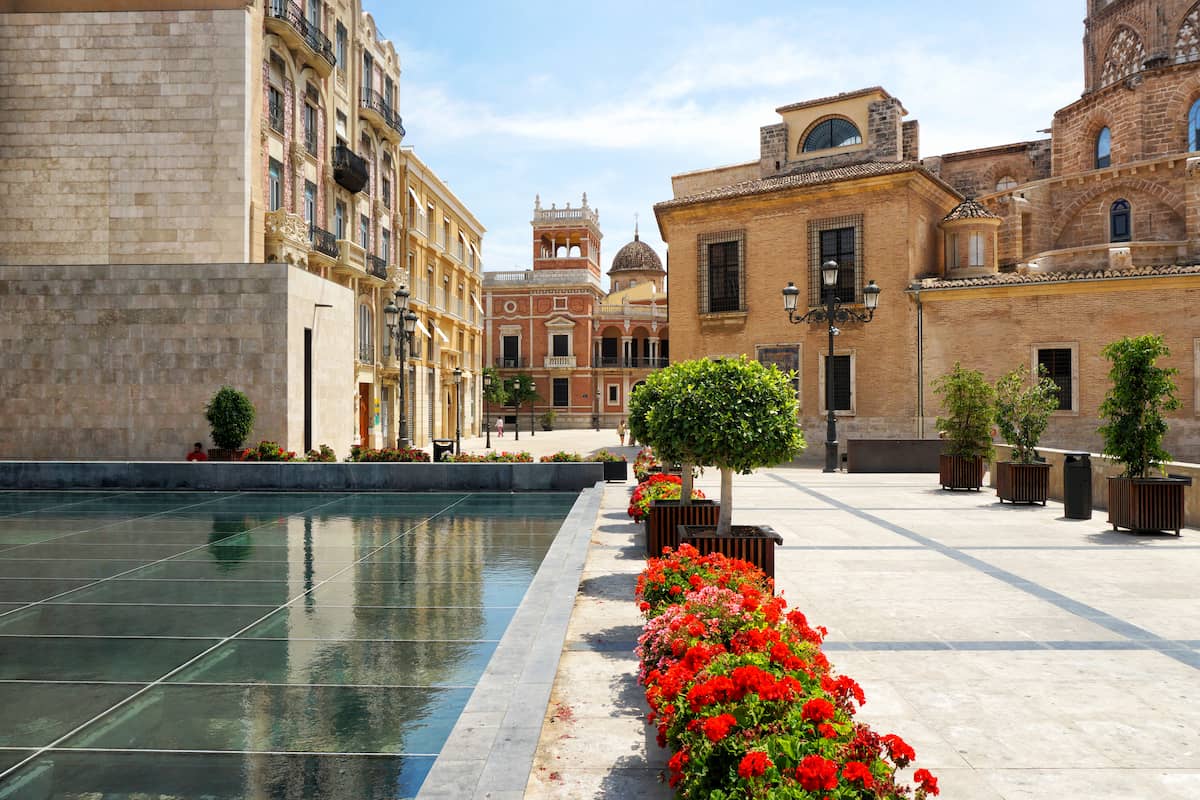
[1099,334,1181,478]
[205,386,255,451]
[995,365,1061,464]
[933,363,995,460]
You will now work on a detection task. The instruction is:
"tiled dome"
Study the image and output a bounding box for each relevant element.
[943,198,999,221]
[609,233,664,273]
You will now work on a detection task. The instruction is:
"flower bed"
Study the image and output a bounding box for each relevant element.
[634,448,660,482]
[540,451,583,462]
[350,446,431,463]
[446,451,533,463]
[636,545,939,798]
[240,441,298,461]
[591,449,627,463]
[628,473,706,522]
[305,444,337,462]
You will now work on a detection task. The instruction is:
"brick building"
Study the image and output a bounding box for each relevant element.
[484,196,668,431]
[656,0,1200,463]
[0,0,484,458]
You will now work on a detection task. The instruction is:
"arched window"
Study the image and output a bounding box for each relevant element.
[995,176,1018,191]
[1189,99,1200,152]
[802,118,862,153]
[1110,199,1131,243]
[1095,127,1112,169]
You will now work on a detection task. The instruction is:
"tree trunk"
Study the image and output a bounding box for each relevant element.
[680,461,693,506]
[717,467,733,536]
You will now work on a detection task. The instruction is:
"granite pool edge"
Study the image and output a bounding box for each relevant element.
[414,482,604,800]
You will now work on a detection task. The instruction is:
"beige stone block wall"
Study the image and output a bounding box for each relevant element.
[285,267,354,456]
[0,9,251,265]
[0,262,354,461]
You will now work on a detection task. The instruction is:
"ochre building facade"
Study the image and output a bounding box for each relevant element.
[657,1,1200,463]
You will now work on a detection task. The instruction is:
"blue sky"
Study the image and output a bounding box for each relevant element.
[371,2,1086,281]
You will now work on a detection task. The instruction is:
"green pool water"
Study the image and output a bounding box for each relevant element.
[0,490,575,799]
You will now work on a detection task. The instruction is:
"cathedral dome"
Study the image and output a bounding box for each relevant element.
[609,233,664,274]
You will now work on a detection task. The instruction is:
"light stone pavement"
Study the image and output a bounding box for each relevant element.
[518,461,1200,800]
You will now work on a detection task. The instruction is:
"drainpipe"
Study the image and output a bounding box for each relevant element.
[914,288,924,439]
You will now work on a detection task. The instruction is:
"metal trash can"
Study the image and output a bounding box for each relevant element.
[432,439,456,462]
[1063,452,1092,519]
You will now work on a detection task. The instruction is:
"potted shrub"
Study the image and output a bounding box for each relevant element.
[539,409,557,431]
[205,386,255,461]
[1099,334,1187,534]
[591,449,628,482]
[993,364,1060,504]
[642,357,804,577]
[933,363,994,490]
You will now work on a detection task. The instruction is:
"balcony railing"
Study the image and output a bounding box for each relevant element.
[545,356,577,369]
[266,0,336,70]
[496,357,527,368]
[332,143,368,194]
[358,342,374,363]
[593,356,669,369]
[359,88,406,139]
[367,254,387,280]
[308,224,338,258]
[268,94,284,133]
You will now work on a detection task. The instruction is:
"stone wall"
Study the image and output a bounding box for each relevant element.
[0,8,251,265]
[0,262,354,461]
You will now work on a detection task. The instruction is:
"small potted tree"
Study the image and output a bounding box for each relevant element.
[993,364,1060,504]
[1099,334,1187,535]
[934,362,995,490]
[652,357,804,577]
[629,363,716,557]
[205,386,255,461]
[539,409,557,431]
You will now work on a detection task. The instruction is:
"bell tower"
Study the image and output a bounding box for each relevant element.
[531,193,603,278]
[1082,0,1191,94]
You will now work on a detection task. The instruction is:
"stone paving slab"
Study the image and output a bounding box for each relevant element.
[521,467,1200,800]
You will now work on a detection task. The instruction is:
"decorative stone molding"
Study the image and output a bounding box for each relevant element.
[264,209,310,267]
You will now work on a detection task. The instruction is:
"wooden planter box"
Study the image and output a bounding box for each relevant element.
[206,448,239,462]
[601,460,628,482]
[678,524,783,581]
[995,461,1050,505]
[1107,476,1188,535]
[646,499,718,558]
[939,454,984,491]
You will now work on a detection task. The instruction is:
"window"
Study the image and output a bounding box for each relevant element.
[819,227,856,304]
[756,345,801,404]
[381,176,391,209]
[945,232,960,269]
[553,377,569,407]
[1110,199,1131,242]
[552,334,569,358]
[303,180,316,225]
[442,218,450,249]
[817,353,854,413]
[501,335,520,367]
[301,104,318,156]
[359,214,369,250]
[362,52,373,93]
[802,118,862,152]
[334,201,345,240]
[306,0,320,27]
[698,231,744,314]
[968,232,986,267]
[426,204,435,237]
[268,158,283,211]
[607,384,619,405]
[384,76,395,111]
[358,305,373,363]
[1037,347,1074,411]
[1190,100,1200,152]
[336,21,347,67]
[1096,127,1112,169]
[381,228,390,262]
[995,175,1018,191]
[457,233,466,261]
[335,110,347,140]
[268,86,284,133]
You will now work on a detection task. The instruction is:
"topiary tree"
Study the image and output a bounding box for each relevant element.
[1099,334,1181,478]
[994,364,1061,464]
[638,357,805,536]
[933,363,995,461]
[205,386,255,451]
[629,365,698,503]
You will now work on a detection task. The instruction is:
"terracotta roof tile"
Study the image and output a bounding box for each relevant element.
[942,199,999,221]
[912,263,1200,290]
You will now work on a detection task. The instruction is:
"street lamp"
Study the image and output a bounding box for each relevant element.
[781,261,881,473]
[483,372,493,450]
[529,380,536,437]
[453,366,463,455]
[383,287,419,449]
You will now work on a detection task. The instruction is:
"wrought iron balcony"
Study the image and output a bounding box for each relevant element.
[366,254,387,280]
[593,356,669,369]
[265,0,336,75]
[308,224,338,259]
[332,143,368,194]
[359,88,406,141]
[495,357,527,368]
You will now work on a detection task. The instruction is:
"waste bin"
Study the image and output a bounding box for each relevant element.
[1063,452,1092,519]
[432,439,456,462]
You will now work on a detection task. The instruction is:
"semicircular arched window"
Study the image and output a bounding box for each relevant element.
[1110,199,1131,243]
[1096,127,1112,169]
[1189,99,1200,152]
[802,118,863,153]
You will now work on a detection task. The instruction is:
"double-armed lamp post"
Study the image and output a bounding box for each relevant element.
[452,366,463,456]
[383,287,419,449]
[782,261,881,473]
[483,372,493,450]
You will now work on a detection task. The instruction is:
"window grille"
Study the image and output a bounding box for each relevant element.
[808,215,863,307]
[1038,348,1073,410]
[697,230,745,314]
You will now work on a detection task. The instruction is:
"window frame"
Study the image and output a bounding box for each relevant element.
[1095,126,1112,169]
[267,85,284,134]
[801,117,863,153]
[334,201,346,240]
[1032,342,1079,415]
[809,215,864,307]
[817,350,855,415]
[358,303,374,363]
[335,21,347,68]
[552,377,570,408]
[968,232,986,267]
[359,214,370,251]
[697,230,746,315]
[268,157,283,211]
[1190,99,1200,152]
[945,231,960,269]
[1110,199,1132,243]
[607,383,620,406]
[303,180,316,225]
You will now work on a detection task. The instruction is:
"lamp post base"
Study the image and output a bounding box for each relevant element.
[823,440,838,473]
[398,437,411,450]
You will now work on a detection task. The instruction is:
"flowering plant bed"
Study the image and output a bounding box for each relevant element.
[628,474,706,523]
[349,446,431,463]
[304,444,337,462]
[446,451,533,463]
[647,499,718,558]
[678,524,783,581]
[240,441,298,462]
[591,449,628,463]
[636,545,940,799]
[634,448,661,482]
[540,451,582,462]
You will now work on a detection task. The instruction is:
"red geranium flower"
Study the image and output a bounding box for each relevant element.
[802,697,835,724]
[702,713,736,742]
[914,768,940,795]
[882,733,916,766]
[795,754,838,792]
[737,751,771,779]
[842,761,873,788]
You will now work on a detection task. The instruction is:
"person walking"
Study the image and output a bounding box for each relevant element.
[616,419,627,446]
[495,416,504,439]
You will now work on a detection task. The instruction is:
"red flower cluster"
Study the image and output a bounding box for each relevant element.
[635,544,940,799]
[627,473,706,522]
